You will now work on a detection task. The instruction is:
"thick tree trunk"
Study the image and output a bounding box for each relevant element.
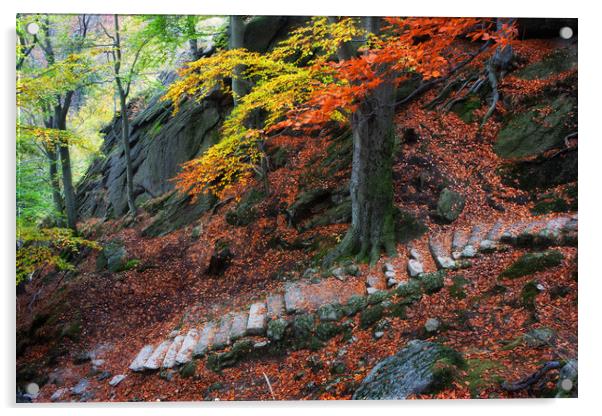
[325,78,398,265]
[119,93,137,216]
[229,15,248,105]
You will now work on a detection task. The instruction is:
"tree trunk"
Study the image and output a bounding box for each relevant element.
[54,104,77,231]
[47,144,63,218]
[119,93,137,216]
[229,15,248,105]
[325,77,398,265]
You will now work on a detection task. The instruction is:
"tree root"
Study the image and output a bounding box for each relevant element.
[501,361,561,392]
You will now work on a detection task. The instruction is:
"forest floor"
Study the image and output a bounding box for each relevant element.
[16,38,577,402]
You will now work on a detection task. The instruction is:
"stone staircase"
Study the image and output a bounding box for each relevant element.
[128,213,578,375]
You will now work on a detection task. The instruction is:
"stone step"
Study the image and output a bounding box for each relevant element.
[175,328,199,365]
[461,225,483,257]
[451,229,468,259]
[163,335,184,369]
[500,221,526,243]
[129,345,154,372]
[230,311,249,342]
[143,340,171,370]
[193,321,217,358]
[479,220,504,251]
[247,302,268,335]
[428,236,455,269]
[212,314,234,350]
[407,259,423,277]
[284,279,365,314]
[366,274,387,293]
[266,294,285,321]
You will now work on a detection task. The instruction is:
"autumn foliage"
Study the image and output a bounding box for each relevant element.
[166,17,513,199]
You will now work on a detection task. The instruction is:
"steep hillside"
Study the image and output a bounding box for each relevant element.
[16,30,577,402]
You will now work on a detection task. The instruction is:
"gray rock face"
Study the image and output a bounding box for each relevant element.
[129,345,154,372]
[246,302,267,335]
[366,275,386,290]
[76,90,227,220]
[51,388,68,402]
[353,340,464,400]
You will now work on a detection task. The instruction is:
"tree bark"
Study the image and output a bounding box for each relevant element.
[118,92,137,216]
[325,77,397,265]
[229,15,248,105]
[54,103,77,231]
[47,144,63,218]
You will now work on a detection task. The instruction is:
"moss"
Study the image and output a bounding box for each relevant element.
[317,304,343,322]
[206,339,254,372]
[367,290,390,305]
[394,279,423,301]
[419,270,446,294]
[60,318,82,341]
[449,275,469,300]
[427,348,467,393]
[435,188,465,223]
[360,305,384,329]
[388,302,407,319]
[180,360,197,378]
[450,94,481,123]
[292,314,315,339]
[521,281,541,310]
[267,319,288,342]
[118,258,141,272]
[343,295,368,316]
[531,196,570,215]
[463,359,504,398]
[515,48,576,80]
[499,250,563,279]
[315,322,342,341]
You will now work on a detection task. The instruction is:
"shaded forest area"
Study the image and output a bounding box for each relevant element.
[16,15,577,402]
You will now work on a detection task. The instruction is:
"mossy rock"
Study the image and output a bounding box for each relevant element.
[179,360,197,378]
[449,275,470,300]
[343,295,368,316]
[360,305,384,329]
[514,48,577,80]
[267,319,288,342]
[225,188,265,226]
[419,270,446,294]
[315,322,342,341]
[96,240,127,273]
[531,196,570,215]
[499,250,563,279]
[292,314,315,339]
[435,188,465,223]
[317,304,343,322]
[367,290,390,305]
[394,279,423,301]
[520,281,542,310]
[206,339,253,372]
[494,95,575,159]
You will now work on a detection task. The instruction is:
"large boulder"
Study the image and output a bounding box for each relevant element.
[435,188,465,223]
[353,340,465,400]
[494,95,576,160]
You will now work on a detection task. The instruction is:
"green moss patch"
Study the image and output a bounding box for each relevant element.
[499,250,563,279]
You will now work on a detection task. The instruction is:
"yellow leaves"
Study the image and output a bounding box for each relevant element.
[16,226,100,284]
